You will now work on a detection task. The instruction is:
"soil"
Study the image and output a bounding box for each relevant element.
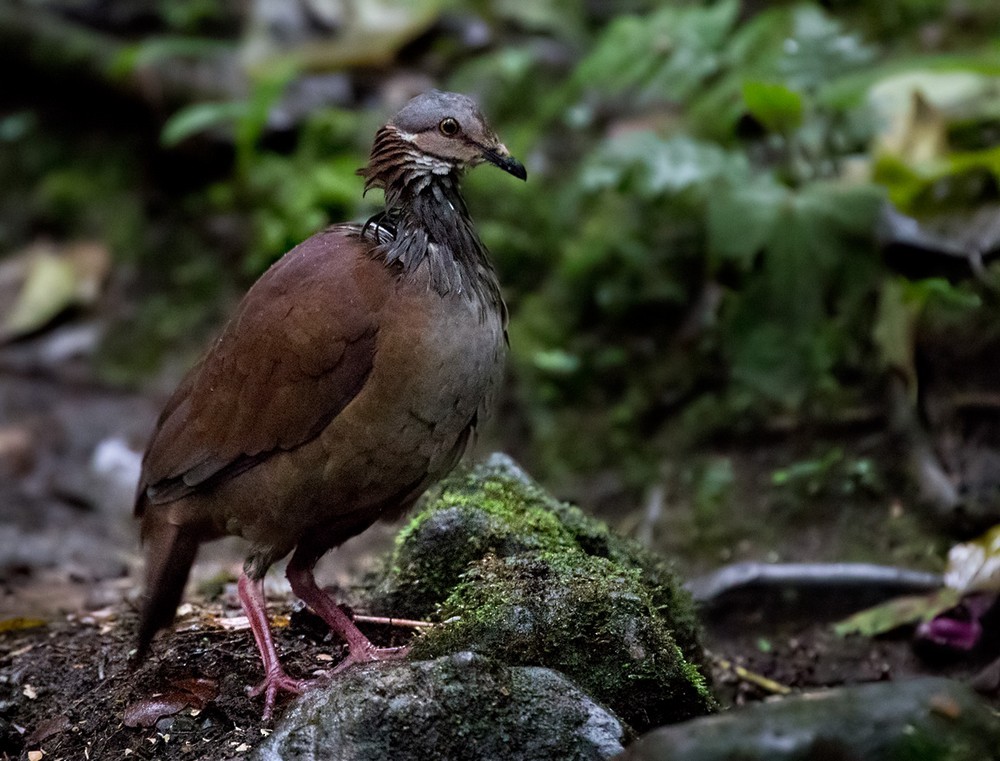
[0,603,411,761]
[1,336,998,761]
[3,582,997,761]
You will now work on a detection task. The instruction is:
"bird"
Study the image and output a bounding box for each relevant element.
[133,90,526,719]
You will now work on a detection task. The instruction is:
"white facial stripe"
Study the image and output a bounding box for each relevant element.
[412,152,457,175]
[394,145,455,174]
[394,127,462,174]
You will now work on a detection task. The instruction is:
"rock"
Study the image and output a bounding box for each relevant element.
[615,677,1000,761]
[367,454,716,732]
[255,652,626,761]
[413,552,715,732]
[372,453,707,662]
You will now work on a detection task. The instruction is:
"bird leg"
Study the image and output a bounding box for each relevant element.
[286,551,410,672]
[237,572,311,720]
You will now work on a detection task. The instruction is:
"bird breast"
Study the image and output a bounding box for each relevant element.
[329,271,506,473]
[234,265,503,548]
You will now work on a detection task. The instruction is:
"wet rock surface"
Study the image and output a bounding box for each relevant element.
[256,652,627,761]
[616,677,1000,761]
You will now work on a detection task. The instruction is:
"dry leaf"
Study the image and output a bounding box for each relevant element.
[123,678,218,727]
[0,241,110,343]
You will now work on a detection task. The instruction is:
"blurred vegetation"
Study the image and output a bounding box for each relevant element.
[3,0,1000,509]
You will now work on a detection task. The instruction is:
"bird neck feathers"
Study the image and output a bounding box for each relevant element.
[358,126,501,308]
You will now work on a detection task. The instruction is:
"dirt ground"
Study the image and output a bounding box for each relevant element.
[3,570,996,761]
[1,339,998,761]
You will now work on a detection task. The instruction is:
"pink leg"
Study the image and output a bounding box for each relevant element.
[286,557,409,673]
[237,572,312,719]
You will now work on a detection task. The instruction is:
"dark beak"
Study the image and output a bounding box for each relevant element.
[482,145,527,181]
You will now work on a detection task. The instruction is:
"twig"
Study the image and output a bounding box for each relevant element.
[712,654,792,696]
[352,615,435,629]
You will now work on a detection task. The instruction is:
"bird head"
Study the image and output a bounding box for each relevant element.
[389,90,527,180]
[361,90,526,192]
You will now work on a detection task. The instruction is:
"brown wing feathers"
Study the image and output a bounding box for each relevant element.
[136,228,381,510]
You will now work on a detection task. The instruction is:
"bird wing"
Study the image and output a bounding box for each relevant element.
[136,226,385,512]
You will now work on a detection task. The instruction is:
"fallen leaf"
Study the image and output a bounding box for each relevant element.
[123,678,218,727]
[215,615,250,631]
[173,678,218,708]
[878,90,948,164]
[834,587,960,637]
[26,715,71,746]
[0,241,110,343]
[0,617,47,634]
[123,698,185,728]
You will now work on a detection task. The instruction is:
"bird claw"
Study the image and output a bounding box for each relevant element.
[332,643,411,674]
[247,670,313,720]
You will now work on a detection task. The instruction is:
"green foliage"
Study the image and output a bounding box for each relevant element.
[461,0,1000,483]
[0,116,142,256]
[11,0,1000,488]
[742,80,804,134]
[689,457,735,536]
[112,36,233,78]
[573,0,740,106]
[204,103,375,274]
[771,448,883,499]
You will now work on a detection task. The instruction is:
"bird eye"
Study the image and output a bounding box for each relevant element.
[439,117,460,137]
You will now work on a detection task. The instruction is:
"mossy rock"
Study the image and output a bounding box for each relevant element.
[366,453,716,733]
[413,552,715,732]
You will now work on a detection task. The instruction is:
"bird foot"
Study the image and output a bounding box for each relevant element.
[247,669,314,721]
[332,643,411,674]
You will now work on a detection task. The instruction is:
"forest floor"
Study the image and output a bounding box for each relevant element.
[1,340,997,761]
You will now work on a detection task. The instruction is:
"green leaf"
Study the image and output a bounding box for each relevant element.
[777,6,875,91]
[707,179,786,267]
[0,617,47,633]
[532,349,581,375]
[720,181,881,406]
[235,61,299,167]
[160,101,247,147]
[581,133,748,199]
[834,587,960,637]
[110,36,232,78]
[873,278,917,384]
[742,80,804,132]
[573,0,739,102]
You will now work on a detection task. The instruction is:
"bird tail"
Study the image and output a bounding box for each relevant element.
[135,515,199,663]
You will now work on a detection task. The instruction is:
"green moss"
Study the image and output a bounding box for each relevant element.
[412,551,716,732]
[366,455,717,733]
[372,462,583,617]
